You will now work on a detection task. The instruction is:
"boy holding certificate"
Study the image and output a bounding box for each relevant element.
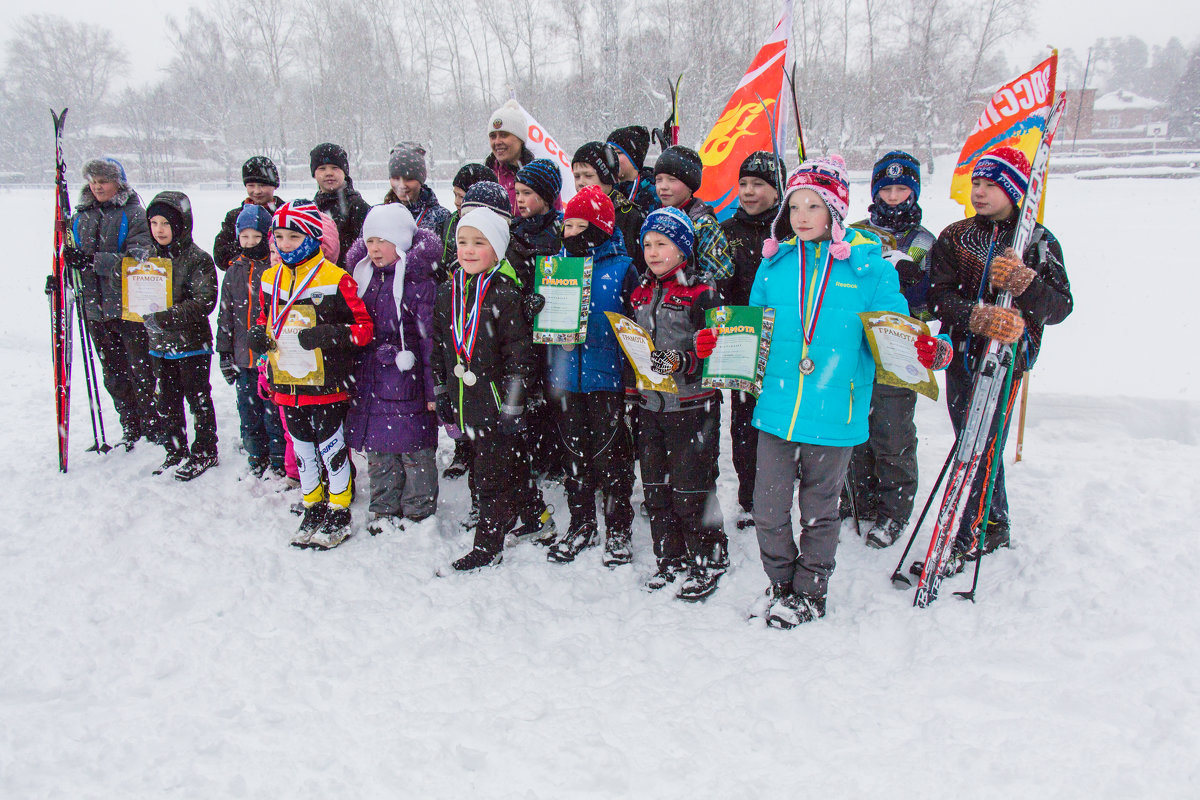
[748,156,907,628]
[543,186,639,566]
[143,191,219,480]
[625,208,727,601]
[248,201,374,550]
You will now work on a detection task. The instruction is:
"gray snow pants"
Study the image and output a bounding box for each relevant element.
[846,383,918,524]
[753,431,853,598]
[366,447,438,520]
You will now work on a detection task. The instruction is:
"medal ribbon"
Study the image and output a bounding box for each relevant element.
[269,259,321,339]
[450,266,499,364]
[799,242,833,346]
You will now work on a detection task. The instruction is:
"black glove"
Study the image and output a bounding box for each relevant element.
[247,325,273,353]
[45,275,57,296]
[143,312,165,336]
[522,293,546,324]
[218,352,239,385]
[296,324,344,351]
[498,404,524,436]
[649,349,684,375]
[435,392,456,426]
[63,246,90,273]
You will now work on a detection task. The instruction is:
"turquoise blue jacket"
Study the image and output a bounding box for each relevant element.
[750,229,908,446]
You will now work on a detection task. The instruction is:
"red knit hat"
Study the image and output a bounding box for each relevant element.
[972,146,1031,208]
[564,185,615,235]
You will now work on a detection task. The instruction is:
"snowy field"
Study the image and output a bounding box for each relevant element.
[1,166,1197,797]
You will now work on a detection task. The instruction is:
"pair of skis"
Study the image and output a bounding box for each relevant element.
[49,108,110,472]
[652,75,683,151]
[894,91,1068,607]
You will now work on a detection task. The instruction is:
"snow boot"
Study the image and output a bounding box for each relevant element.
[309,506,351,550]
[602,528,632,567]
[547,521,599,563]
[865,517,905,549]
[978,520,1011,555]
[248,456,269,479]
[511,503,557,545]
[175,452,218,482]
[152,448,187,476]
[766,592,826,629]
[748,580,794,620]
[735,510,755,530]
[644,559,686,592]
[291,501,328,548]
[676,561,722,602]
[439,546,503,575]
[367,513,404,536]
[116,421,141,451]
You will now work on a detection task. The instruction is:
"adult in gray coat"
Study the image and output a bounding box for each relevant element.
[65,158,155,446]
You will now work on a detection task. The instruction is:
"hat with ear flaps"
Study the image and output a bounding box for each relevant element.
[762,154,852,261]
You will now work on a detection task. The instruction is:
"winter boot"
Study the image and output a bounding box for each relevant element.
[511,503,557,546]
[292,501,328,548]
[748,580,794,620]
[439,546,503,574]
[547,521,599,563]
[152,448,187,476]
[175,452,218,482]
[735,509,755,530]
[367,513,404,536]
[248,456,269,479]
[978,520,1011,555]
[602,528,632,567]
[117,420,141,451]
[865,517,905,550]
[443,439,470,479]
[676,561,721,602]
[766,592,826,629]
[644,559,686,592]
[309,505,352,550]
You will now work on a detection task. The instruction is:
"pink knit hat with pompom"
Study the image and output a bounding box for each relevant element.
[762,154,852,261]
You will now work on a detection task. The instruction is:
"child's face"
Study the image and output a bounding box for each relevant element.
[456,227,499,275]
[314,164,346,192]
[453,186,467,211]
[245,181,276,205]
[572,163,603,192]
[562,219,588,238]
[365,236,400,268]
[614,150,636,181]
[877,184,913,207]
[643,231,685,276]
[515,183,548,218]
[239,229,264,249]
[88,178,118,203]
[789,189,832,242]
[489,131,522,165]
[654,173,691,209]
[273,228,307,253]
[390,177,422,203]
[738,176,778,216]
[149,215,173,246]
[970,177,1014,221]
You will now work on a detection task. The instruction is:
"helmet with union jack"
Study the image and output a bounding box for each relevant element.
[272,200,324,238]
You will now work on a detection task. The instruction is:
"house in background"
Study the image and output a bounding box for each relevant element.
[1091,91,1169,138]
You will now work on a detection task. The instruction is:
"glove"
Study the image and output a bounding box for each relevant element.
[989,247,1036,296]
[63,246,90,273]
[375,343,401,365]
[694,328,719,360]
[649,349,684,376]
[435,392,456,427]
[522,293,546,324]
[247,325,274,353]
[44,275,57,296]
[143,312,165,336]
[915,334,954,371]
[498,405,524,436]
[969,304,1025,345]
[256,369,273,401]
[296,324,343,351]
[218,352,239,385]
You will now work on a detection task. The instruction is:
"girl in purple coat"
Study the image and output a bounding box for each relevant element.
[346,204,440,534]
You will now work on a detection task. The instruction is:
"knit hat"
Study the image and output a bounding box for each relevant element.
[318,211,340,264]
[452,163,497,192]
[272,200,324,238]
[488,100,526,141]
[146,198,185,243]
[242,155,280,187]
[764,154,852,260]
[235,203,272,235]
[388,141,427,184]
[572,141,620,187]
[564,185,616,236]
[458,207,511,258]
[739,150,786,195]
[82,157,127,185]
[640,206,695,261]
[354,204,419,372]
[309,142,350,177]
[515,158,562,207]
[654,145,703,193]
[607,125,651,172]
[972,146,1031,209]
[871,151,920,202]
[461,181,513,219]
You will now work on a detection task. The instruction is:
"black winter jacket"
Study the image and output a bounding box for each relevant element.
[507,211,562,292]
[212,196,285,271]
[313,178,370,267]
[216,251,272,368]
[145,191,218,357]
[719,204,777,306]
[70,185,153,321]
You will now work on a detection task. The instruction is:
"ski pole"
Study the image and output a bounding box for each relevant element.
[890,431,960,588]
[74,303,107,453]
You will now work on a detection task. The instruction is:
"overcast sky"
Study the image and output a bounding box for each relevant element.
[3,0,1194,90]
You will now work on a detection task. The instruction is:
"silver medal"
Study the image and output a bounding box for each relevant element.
[462,370,478,387]
[453,363,465,378]
[799,357,816,376]
[562,343,575,352]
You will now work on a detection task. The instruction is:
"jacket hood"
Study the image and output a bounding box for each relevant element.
[76,184,138,211]
[146,190,195,248]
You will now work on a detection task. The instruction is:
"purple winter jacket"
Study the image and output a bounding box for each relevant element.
[345,228,440,454]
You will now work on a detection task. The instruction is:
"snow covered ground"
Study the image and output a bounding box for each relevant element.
[1,169,1197,797]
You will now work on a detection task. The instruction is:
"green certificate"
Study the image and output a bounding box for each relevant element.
[701,305,774,397]
[533,256,592,345]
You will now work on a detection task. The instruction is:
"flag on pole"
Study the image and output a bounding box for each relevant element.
[511,100,576,202]
[951,53,1058,218]
[695,0,793,221]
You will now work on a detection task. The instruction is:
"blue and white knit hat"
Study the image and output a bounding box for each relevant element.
[515,158,562,206]
[871,151,921,201]
[640,206,695,260]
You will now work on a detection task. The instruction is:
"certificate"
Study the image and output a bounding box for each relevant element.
[533,256,592,344]
[858,311,939,400]
[604,312,677,393]
[701,305,774,397]
[121,257,172,322]
[269,306,325,386]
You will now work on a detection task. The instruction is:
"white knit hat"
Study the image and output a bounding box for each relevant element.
[458,207,511,259]
[488,100,527,142]
[354,204,420,372]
